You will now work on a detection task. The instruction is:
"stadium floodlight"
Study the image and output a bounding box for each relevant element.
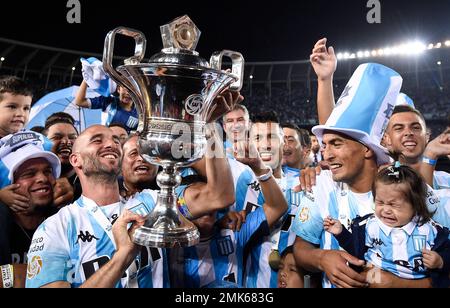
[249,75,254,80]
[336,53,344,60]
[371,50,377,57]
[428,43,434,50]
[364,51,371,58]
[0,57,4,62]
[72,67,76,71]
[437,61,442,66]
[436,42,442,48]
[445,41,450,47]
[357,51,364,58]
[343,52,350,59]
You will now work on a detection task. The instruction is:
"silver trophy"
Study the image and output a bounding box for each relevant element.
[103,15,244,248]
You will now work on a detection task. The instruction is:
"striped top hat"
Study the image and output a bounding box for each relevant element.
[312,63,403,165]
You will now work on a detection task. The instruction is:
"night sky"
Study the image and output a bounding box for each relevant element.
[0,0,449,61]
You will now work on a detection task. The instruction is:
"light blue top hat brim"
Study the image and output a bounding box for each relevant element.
[312,125,392,166]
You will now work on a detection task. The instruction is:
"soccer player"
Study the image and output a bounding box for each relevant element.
[244,112,306,288]
[282,123,311,177]
[0,135,60,288]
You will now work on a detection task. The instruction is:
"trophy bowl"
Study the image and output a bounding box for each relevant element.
[103,15,244,248]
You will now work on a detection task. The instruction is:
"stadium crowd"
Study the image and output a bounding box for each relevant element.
[0,38,449,289]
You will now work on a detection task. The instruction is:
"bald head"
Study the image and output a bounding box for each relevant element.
[72,125,118,153]
[70,125,123,183]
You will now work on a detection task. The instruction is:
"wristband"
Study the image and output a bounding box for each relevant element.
[177,197,194,221]
[422,156,437,167]
[1,264,14,289]
[256,168,273,182]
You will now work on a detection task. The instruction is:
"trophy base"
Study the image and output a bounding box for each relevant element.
[133,225,200,248]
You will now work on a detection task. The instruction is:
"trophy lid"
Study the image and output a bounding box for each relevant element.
[149,15,210,68]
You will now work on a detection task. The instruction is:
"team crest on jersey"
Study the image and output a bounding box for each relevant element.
[298,207,310,223]
[216,236,234,256]
[413,235,427,252]
[27,255,43,279]
[128,202,150,217]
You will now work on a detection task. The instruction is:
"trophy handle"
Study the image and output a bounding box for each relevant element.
[103,27,147,93]
[210,50,245,91]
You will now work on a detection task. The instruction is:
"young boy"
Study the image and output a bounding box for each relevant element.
[0,76,32,138]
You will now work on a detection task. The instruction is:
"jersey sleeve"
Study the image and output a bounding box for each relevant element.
[236,206,270,247]
[26,211,73,288]
[88,96,114,111]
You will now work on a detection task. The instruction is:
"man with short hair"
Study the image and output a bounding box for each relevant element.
[309,133,322,167]
[120,135,158,199]
[282,124,311,177]
[0,135,61,288]
[109,123,129,146]
[223,104,251,159]
[244,111,305,288]
[43,114,81,200]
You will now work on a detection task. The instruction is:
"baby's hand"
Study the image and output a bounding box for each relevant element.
[323,216,343,235]
[422,249,444,270]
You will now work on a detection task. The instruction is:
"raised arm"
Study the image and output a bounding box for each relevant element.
[310,38,337,125]
[234,139,288,228]
[419,133,450,187]
[73,80,91,108]
[183,125,235,218]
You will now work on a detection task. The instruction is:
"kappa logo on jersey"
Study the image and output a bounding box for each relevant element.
[77,231,100,243]
[371,238,384,247]
[248,181,261,192]
[216,236,234,256]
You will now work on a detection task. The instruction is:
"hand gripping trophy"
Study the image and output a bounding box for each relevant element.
[103,15,244,248]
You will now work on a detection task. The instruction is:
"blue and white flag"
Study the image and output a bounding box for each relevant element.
[312,63,403,165]
[81,57,117,97]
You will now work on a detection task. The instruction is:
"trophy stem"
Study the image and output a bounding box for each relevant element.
[132,165,200,248]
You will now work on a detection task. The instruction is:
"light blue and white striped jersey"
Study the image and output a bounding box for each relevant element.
[434,171,450,190]
[282,166,301,178]
[177,158,265,214]
[168,206,268,288]
[26,193,170,288]
[245,175,305,288]
[365,216,439,279]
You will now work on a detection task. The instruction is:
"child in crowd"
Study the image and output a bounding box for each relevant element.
[277,246,319,288]
[324,163,450,287]
[0,76,33,212]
